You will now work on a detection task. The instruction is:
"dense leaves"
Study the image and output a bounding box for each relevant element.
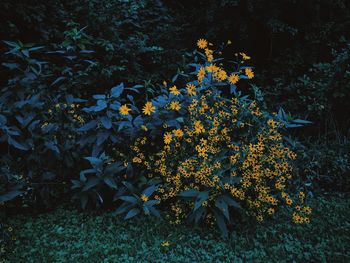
[0,0,349,240]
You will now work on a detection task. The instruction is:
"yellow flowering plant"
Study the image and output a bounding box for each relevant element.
[128,40,311,236]
[70,39,311,234]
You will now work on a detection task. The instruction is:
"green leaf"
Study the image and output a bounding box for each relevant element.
[84,157,103,168]
[215,197,230,220]
[104,162,124,175]
[82,177,100,191]
[149,207,161,218]
[212,208,228,238]
[292,119,312,124]
[100,116,112,129]
[222,195,241,209]
[194,191,209,211]
[142,185,157,197]
[125,208,140,219]
[103,177,118,189]
[0,190,23,202]
[8,137,29,151]
[111,83,124,97]
[119,196,138,204]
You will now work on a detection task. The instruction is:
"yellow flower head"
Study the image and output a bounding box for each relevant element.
[142,102,156,115]
[240,52,251,60]
[169,101,181,111]
[197,38,208,49]
[267,119,277,128]
[286,198,293,206]
[228,74,239,85]
[207,54,214,62]
[197,67,206,82]
[303,206,312,215]
[169,85,180,96]
[206,64,219,73]
[245,68,254,79]
[186,84,196,96]
[173,129,184,138]
[214,69,227,81]
[161,241,170,247]
[194,120,205,134]
[119,104,131,115]
[164,132,172,144]
[267,208,275,215]
[140,194,149,202]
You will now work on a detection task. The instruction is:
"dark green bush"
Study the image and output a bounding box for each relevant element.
[0,0,183,88]
[0,0,349,240]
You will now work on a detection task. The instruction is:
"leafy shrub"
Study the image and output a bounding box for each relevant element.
[289,139,350,192]
[0,39,90,207]
[123,40,312,236]
[263,43,350,135]
[0,0,182,87]
[1,36,311,236]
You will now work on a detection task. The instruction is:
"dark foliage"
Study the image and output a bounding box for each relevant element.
[0,0,349,215]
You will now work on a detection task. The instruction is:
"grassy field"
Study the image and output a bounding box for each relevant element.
[3,193,350,262]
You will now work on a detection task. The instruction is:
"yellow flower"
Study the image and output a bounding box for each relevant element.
[141,125,148,131]
[227,40,232,45]
[228,74,239,85]
[142,102,156,115]
[256,215,263,222]
[197,38,208,49]
[303,206,312,214]
[303,217,310,224]
[267,119,277,127]
[119,104,131,115]
[132,157,142,163]
[161,241,170,247]
[240,52,251,60]
[197,67,206,82]
[286,198,293,206]
[194,121,205,134]
[173,129,184,138]
[267,208,275,215]
[169,85,180,95]
[164,132,172,144]
[206,64,219,73]
[245,68,254,79]
[186,84,196,96]
[140,194,149,202]
[214,69,227,81]
[169,101,181,111]
[207,54,214,62]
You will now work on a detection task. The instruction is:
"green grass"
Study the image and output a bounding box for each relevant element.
[3,193,350,262]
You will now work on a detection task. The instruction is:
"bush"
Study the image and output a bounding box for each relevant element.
[0,0,182,87]
[0,39,90,207]
[1,38,311,236]
[291,140,350,192]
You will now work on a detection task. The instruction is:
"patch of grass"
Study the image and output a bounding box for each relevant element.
[3,193,350,262]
